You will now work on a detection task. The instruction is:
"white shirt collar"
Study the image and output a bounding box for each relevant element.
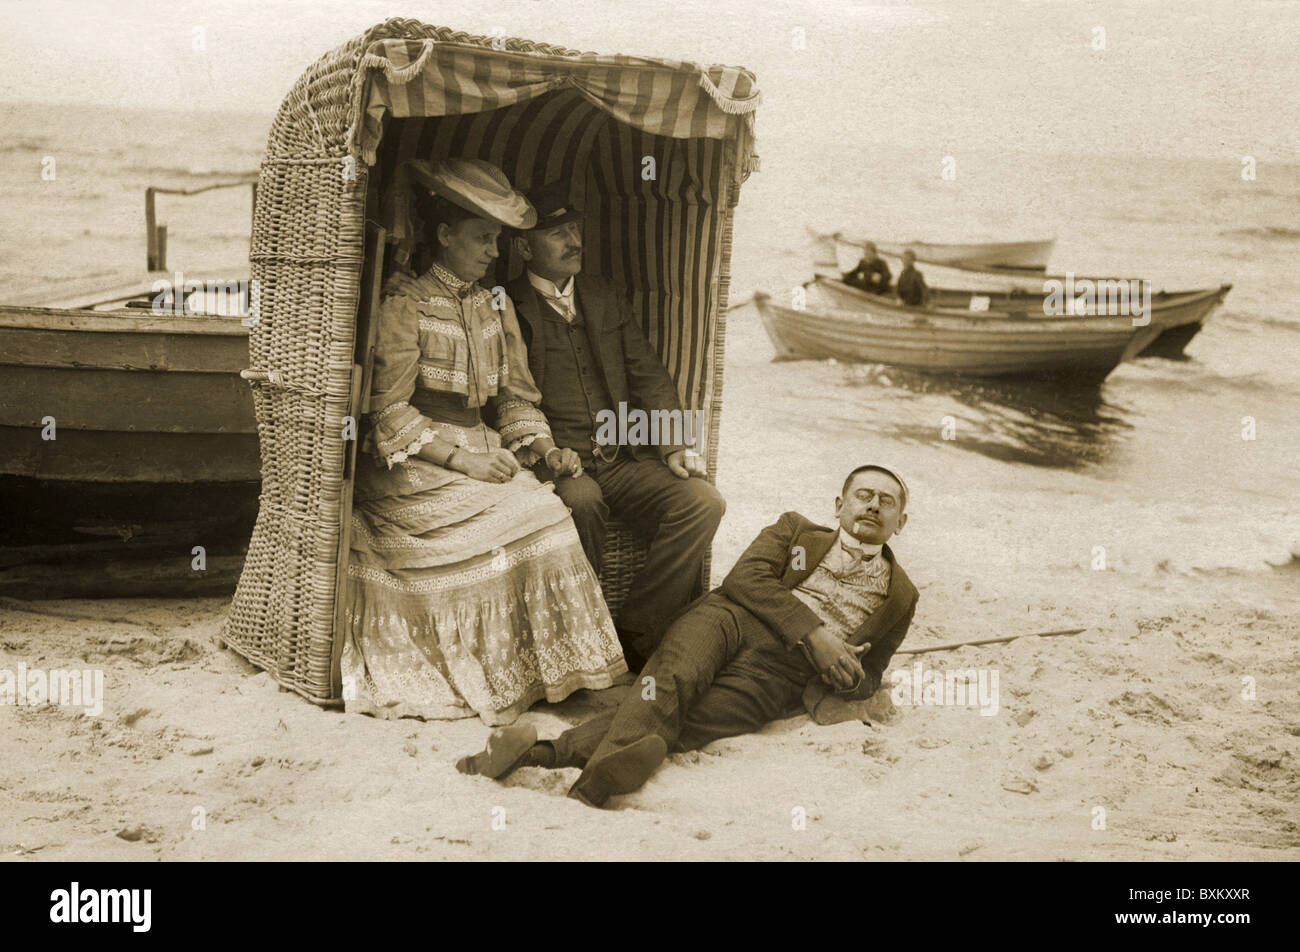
[838,527,883,563]
[526,270,574,300]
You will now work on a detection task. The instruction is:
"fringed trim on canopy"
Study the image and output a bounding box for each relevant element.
[342,32,761,177]
[695,69,763,116]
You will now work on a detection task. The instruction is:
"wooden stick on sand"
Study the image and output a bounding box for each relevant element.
[893,627,1088,656]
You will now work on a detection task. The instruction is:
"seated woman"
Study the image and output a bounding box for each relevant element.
[342,158,626,726]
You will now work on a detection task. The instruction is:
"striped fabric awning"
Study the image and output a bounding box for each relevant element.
[350,38,761,174]
[353,34,762,455]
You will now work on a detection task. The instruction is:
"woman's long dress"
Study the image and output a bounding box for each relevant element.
[341,261,625,726]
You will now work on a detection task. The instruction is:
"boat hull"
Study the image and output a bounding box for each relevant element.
[0,304,258,597]
[0,307,258,483]
[810,231,1231,358]
[758,280,1161,382]
[1138,320,1208,359]
[918,284,1231,359]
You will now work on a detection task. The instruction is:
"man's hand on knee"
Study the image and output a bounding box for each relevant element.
[544,445,584,478]
[665,448,707,479]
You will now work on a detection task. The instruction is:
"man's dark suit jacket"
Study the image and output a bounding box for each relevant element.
[842,257,892,295]
[717,511,918,703]
[505,272,684,461]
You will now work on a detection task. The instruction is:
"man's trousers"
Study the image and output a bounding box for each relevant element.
[543,455,725,653]
[552,593,817,800]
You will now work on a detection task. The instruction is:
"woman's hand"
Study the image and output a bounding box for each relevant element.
[456,448,521,483]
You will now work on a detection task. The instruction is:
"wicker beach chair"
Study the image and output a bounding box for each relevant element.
[222,18,761,704]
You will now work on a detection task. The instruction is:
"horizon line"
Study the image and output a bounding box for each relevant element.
[2,98,1296,167]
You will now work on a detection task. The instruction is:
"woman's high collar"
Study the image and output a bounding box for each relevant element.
[430,260,474,297]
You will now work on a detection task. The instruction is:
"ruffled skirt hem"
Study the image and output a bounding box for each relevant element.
[342,661,629,726]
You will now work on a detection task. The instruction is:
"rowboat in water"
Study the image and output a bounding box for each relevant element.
[0,182,259,597]
[846,234,1056,271]
[755,277,1164,382]
[920,283,1232,360]
[810,230,1232,358]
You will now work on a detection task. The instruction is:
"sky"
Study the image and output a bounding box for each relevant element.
[0,0,1296,159]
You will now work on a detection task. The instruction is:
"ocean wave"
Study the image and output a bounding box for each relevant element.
[1102,211,1174,225]
[1221,225,1300,241]
[0,139,52,154]
[1218,310,1300,334]
[1124,360,1300,400]
[127,164,259,180]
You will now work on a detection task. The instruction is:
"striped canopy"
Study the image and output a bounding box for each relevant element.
[352,38,760,169]
[224,19,760,704]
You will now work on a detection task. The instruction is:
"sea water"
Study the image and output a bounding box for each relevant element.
[1,45,1297,588]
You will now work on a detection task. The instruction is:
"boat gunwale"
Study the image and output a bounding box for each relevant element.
[0,304,250,337]
[815,230,1233,295]
[807,277,1230,327]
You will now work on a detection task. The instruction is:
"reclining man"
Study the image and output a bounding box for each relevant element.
[457,463,919,808]
[506,181,725,665]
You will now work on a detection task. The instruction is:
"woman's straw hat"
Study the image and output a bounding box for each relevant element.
[408,158,536,229]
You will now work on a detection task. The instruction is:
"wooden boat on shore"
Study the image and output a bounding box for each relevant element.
[811,230,1232,358]
[849,235,1056,271]
[755,277,1164,382]
[0,200,259,597]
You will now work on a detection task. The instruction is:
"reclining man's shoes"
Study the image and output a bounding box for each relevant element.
[456,724,539,779]
[567,734,668,808]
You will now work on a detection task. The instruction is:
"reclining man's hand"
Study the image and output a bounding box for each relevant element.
[804,626,864,691]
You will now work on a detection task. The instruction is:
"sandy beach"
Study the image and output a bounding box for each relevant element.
[3,1,1299,864]
[3,311,1297,862]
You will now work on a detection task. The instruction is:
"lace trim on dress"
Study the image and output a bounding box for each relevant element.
[418,364,469,387]
[384,426,437,469]
[381,415,426,450]
[420,316,467,339]
[418,314,501,341]
[506,433,544,458]
[347,526,579,592]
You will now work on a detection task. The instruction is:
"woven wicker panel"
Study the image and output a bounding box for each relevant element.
[222,155,368,699]
[597,520,649,622]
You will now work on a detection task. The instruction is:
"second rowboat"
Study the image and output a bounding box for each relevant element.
[755,277,1163,383]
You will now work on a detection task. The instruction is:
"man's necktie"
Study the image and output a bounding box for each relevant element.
[539,289,575,323]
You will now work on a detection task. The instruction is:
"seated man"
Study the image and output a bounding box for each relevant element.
[842,241,891,295]
[896,249,929,307]
[506,181,725,665]
[457,463,919,808]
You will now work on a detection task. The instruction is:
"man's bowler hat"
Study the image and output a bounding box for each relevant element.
[522,181,584,231]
